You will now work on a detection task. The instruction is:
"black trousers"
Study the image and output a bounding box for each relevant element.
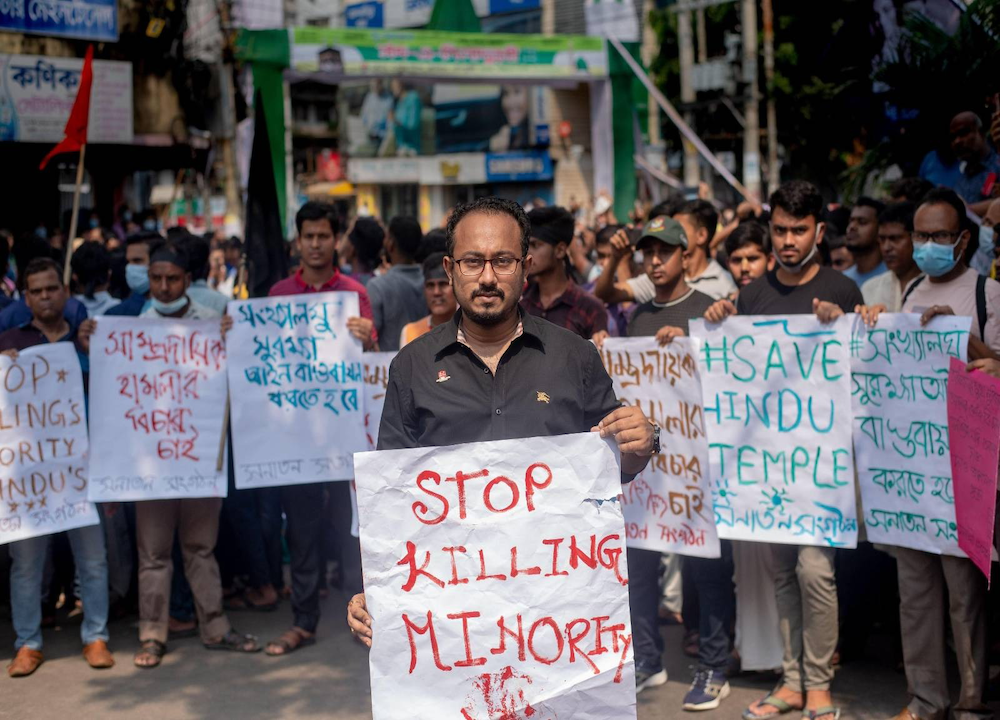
[627,547,665,673]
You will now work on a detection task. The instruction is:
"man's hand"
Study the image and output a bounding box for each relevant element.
[920,304,955,326]
[855,303,887,328]
[593,406,654,457]
[704,299,737,324]
[78,319,97,355]
[813,298,844,323]
[220,314,234,340]
[655,326,685,346]
[610,228,633,262]
[0,348,18,361]
[591,330,609,349]
[347,317,376,351]
[347,593,373,648]
[967,358,1000,379]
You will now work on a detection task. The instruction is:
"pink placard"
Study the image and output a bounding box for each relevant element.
[948,357,1000,583]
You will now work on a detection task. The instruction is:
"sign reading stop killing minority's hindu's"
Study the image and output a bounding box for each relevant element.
[354,432,637,719]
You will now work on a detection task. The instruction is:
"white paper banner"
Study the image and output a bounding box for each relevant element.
[228,292,367,488]
[0,343,97,543]
[353,351,397,537]
[355,432,637,720]
[850,313,970,555]
[600,337,720,557]
[88,317,228,501]
[690,315,858,547]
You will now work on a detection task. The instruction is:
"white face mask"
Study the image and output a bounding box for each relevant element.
[772,244,818,274]
[981,224,995,252]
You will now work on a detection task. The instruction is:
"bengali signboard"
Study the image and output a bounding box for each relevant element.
[850,314,969,555]
[600,337,720,558]
[690,315,858,548]
[290,27,608,79]
[0,343,97,544]
[88,317,229,501]
[0,53,133,144]
[355,432,636,719]
[227,292,367,488]
[0,0,117,42]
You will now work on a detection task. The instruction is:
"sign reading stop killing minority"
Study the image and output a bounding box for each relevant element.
[690,315,858,547]
[354,432,637,719]
[0,343,97,543]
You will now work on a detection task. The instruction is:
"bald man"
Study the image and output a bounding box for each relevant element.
[949,111,1000,217]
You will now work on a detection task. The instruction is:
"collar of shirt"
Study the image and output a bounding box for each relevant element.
[293,267,342,293]
[521,280,582,311]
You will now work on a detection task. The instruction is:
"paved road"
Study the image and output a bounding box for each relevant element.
[0,589,991,719]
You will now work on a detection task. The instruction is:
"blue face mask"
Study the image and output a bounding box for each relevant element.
[981,224,995,252]
[151,295,189,315]
[142,219,157,231]
[125,264,150,294]
[912,238,960,278]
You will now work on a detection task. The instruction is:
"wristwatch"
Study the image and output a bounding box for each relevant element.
[650,423,661,455]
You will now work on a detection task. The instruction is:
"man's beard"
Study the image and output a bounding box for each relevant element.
[462,285,512,326]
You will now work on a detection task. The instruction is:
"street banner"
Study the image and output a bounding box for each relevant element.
[228,292,367,488]
[0,0,118,42]
[948,357,1000,581]
[600,337,720,558]
[0,343,97,544]
[0,53,132,144]
[355,432,637,720]
[690,315,858,547]
[850,314,969,555]
[88,317,228,501]
[363,351,395,451]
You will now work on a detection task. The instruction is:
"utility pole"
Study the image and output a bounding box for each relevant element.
[642,0,661,149]
[741,0,761,201]
[677,9,700,187]
[761,0,779,194]
[696,8,708,63]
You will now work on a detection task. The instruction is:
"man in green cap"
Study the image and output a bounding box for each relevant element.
[620,216,719,697]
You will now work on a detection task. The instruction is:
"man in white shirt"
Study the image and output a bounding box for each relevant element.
[861,202,923,312]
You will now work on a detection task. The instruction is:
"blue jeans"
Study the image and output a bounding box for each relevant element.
[9,523,110,650]
[688,540,735,670]
[627,547,665,673]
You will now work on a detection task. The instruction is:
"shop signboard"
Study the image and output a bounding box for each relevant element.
[0,0,117,42]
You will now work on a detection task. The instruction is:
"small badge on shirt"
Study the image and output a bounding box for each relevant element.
[435,370,451,383]
[536,391,550,404]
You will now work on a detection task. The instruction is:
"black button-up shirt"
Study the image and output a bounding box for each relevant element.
[378,311,622,454]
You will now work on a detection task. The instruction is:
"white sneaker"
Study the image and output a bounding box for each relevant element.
[636,668,668,694]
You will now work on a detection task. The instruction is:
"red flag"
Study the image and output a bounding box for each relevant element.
[39,45,94,170]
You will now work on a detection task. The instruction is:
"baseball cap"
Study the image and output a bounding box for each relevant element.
[634,215,688,249]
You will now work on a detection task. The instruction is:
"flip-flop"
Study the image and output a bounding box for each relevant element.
[265,629,317,656]
[204,631,261,653]
[225,590,278,613]
[134,639,167,669]
[743,694,801,720]
[802,707,841,720]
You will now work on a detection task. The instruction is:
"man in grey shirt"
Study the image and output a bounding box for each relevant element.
[366,215,427,350]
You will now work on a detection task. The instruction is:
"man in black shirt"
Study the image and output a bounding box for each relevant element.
[707,181,861,720]
[346,198,656,684]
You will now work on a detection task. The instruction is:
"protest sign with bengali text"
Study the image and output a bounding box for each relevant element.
[0,343,97,543]
[600,337,720,557]
[228,292,367,488]
[947,356,1000,580]
[850,314,969,555]
[88,317,228,501]
[690,315,858,547]
[355,432,637,720]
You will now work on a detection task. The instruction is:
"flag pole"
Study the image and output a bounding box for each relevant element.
[63,143,87,285]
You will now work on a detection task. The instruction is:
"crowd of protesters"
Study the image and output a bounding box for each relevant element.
[2,107,1000,720]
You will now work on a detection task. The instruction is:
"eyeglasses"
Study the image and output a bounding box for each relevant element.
[451,256,524,276]
[912,230,962,244]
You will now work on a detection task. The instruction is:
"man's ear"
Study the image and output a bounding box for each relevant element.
[443,255,454,284]
[554,241,568,260]
[814,221,827,247]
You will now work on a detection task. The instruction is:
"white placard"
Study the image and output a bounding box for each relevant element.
[0,343,97,543]
[363,351,396,451]
[690,315,858,547]
[88,317,228,500]
[850,313,970,555]
[228,292,367,488]
[355,432,637,720]
[600,337,720,557]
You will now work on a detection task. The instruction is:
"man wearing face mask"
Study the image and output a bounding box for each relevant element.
[851,187,1000,720]
[105,232,158,317]
[971,198,1000,278]
[708,181,862,720]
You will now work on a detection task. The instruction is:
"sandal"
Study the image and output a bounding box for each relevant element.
[265,628,316,656]
[134,639,167,669]
[802,708,841,720]
[743,694,802,720]
[203,631,261,653]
